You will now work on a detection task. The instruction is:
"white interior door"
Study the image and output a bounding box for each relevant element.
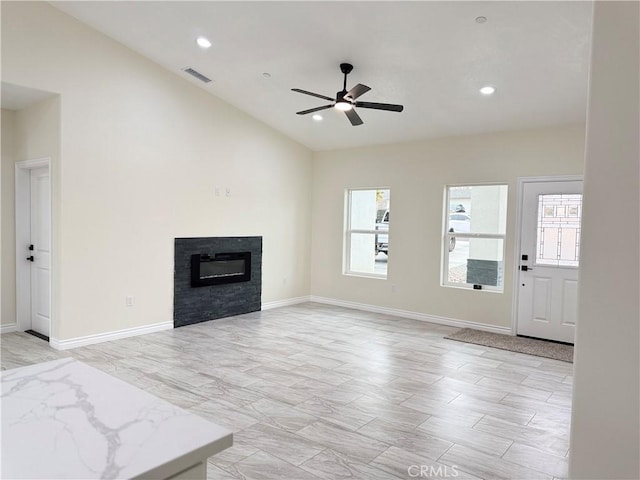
[29,166,51,337]
[517,179,583,343]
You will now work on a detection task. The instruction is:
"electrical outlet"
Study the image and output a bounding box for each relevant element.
[126,296,135,307]
[225,187,231,197]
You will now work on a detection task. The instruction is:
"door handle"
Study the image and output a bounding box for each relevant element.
[520,265,533,271]
[26,256,34,262]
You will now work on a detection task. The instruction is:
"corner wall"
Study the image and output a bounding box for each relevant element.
[311,125,585,328]
[569,2,640,478]
[1,2,313,341]
[1,109,17,329]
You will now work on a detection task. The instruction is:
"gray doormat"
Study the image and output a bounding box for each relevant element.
[445,328,574,363]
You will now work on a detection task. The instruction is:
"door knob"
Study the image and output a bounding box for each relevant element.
[26,256,34,262]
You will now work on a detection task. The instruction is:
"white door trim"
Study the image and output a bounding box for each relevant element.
[15,157,52,338]
[511,175,584,335]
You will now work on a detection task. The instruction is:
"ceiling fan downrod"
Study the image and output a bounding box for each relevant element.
[340,63,353,92]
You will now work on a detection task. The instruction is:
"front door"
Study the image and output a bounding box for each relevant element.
[29,166,51,337]
[517,179,583,343]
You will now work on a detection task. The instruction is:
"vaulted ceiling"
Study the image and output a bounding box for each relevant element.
[52,1,593,151]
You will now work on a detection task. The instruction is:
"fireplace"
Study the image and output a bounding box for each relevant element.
[174,237,262,327]
[191,252,251,287]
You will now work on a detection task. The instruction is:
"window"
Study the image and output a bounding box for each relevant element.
[345,188,390,277]
[443,184,508,291]
[536,194,583,267]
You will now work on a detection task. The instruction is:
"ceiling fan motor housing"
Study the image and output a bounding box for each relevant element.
[336,91,350,103]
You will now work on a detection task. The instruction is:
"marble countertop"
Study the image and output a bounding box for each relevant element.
[1,358,232,479]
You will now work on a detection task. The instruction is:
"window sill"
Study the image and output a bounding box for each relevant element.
[441,284,504,293]
[344,272,387,280]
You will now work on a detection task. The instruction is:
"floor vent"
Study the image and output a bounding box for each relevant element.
[182,67,212,83]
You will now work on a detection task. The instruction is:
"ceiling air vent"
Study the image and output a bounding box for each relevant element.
[182,67,212,83]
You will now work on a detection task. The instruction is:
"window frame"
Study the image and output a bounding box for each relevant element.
[344,187,390,279]
[442,183,508,292]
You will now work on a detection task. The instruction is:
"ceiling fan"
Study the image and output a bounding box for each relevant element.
[292,63,404,126]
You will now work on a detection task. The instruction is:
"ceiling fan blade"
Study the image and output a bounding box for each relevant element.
[345,83,371,101]
[345,108,363,126]
[296,105,333,115]
[292,88,335,102]
[355,101,404,112]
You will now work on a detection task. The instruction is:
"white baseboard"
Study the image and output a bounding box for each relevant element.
[43,296,507,350]
[309,296,511,335]
[49,321,174,351]
[0,323,18,334]
[262,296,311,311]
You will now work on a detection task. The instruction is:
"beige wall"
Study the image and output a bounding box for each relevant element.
[311,125,585,327]
[1,2,313,341]
[1,109,17,327]
[569,2,639,478]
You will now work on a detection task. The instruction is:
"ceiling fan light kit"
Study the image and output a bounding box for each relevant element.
[292,63,404,126]
[334,101,353,111]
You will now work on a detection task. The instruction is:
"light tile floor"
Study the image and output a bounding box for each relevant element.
[0,303,573,479]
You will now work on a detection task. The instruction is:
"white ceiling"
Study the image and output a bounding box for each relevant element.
[51,1,593,151]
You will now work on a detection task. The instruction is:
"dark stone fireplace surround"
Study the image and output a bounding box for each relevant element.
[174,236,262,327]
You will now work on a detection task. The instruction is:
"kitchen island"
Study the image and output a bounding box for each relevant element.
[1,358,232,479]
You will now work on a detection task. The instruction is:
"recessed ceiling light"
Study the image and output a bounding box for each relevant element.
[312,114,323,121]
[480,86,496,95]
[196,36,212,49]
[475,16,487,24]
